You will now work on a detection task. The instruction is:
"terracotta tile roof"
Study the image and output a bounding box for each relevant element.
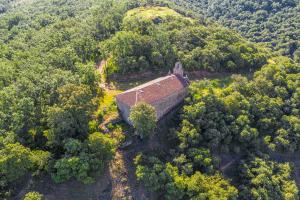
[116,74,189,107]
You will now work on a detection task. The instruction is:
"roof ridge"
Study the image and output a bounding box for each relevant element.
[116,74,189,107]
[121,74,176,94]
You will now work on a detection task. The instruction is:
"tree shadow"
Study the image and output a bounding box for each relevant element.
[107,106,182,200]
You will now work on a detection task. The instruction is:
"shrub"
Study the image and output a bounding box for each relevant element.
[24,191,43,200]
[129,102,157,139]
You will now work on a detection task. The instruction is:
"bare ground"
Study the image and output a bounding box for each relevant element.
[15,169,112,200]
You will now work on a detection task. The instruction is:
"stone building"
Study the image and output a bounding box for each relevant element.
[116,62,189,125]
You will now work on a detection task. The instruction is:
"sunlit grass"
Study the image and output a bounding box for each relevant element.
[100,90,121,111]
[124,6,193,22]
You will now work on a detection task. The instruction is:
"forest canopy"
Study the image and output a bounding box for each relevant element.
[100,6,269,75]
[0,0,123,198]
[179,57,300,153]
[170,0,300,60]
[0,0,299,199]
[135,57,300,199]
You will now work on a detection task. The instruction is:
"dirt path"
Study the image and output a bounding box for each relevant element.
[106,117,171,200]
[106,114,175,200]
[109,151,133,200]
[220,156,241,172]
[97,60,112,90]
[96,60,107,75]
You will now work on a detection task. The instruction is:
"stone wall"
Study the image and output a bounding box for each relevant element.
[116,99,132,125]
[117,87,188,125]
[152,87,188,120]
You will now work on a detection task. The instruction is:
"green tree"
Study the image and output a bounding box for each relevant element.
[135,155,185,199]
[46,84,95,148]
[52,156,92,184]
[238,157,298,200]
[178,58,300,153]
[100,31,152,74]
[87,132,117,167]
[135,154,237,200]
[0,135,50,198]
[174,0,300,58]
[185,172,238,200]
[52,133,116,184]
[0,143,33,186]
[129,102,157,139]
[24,191,43,200]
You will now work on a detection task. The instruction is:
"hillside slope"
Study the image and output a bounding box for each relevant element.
[170,0,300,60]
[100,6,269,76]
[0,0,299,199]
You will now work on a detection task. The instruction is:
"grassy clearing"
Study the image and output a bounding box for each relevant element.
[124,6,193,22]
[100,90,122,110]
[125,6,181,19]
[96,89,122,124]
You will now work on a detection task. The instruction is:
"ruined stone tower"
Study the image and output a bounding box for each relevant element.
[173,61,184,77]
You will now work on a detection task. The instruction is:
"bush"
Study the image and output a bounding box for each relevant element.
[52,133,116,184]
[178,58,300,153]
[135,154,237,200]
[238,157,298,200]
[24,191,43,200]
[129,102,157,139]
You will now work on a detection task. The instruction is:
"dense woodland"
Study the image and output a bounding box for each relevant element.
[170,0,300,60]
[101,6,268,75]
[181,57,300,153]
[0,0,299,199]
[135,58,300,199]
[0,0,120,198]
